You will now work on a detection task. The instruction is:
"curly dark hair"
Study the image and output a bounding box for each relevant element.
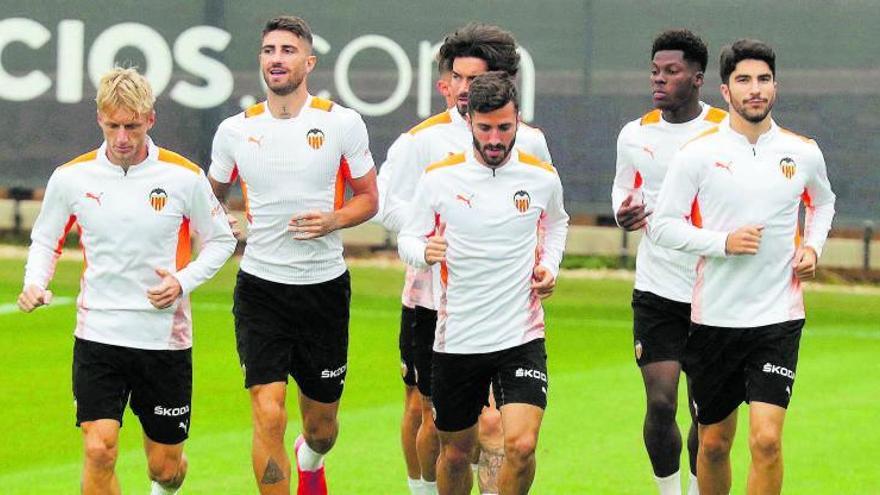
[263,16,312,45]
[652,29,708,72]
[467,71,519,116]
[438,23,520,77]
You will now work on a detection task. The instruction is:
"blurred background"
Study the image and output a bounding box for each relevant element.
[0,0,877,267]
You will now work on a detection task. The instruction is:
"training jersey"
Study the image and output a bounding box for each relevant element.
[652,120,835,328]
[398,149,569,354]
[380,107,551,309]
[612,102,727,303]
[24,139,236,350]
[209,95,375,285]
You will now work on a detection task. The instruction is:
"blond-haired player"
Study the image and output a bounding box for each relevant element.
[18,67,236,495]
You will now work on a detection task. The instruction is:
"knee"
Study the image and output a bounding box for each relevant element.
[441,443,473,470]
[646,395,677,423]
[252,397,287,438]
[504,434,538,466]
[149,453,186,485]
[83,435,118,470]
[749,429,782,462]
[478,408,503,439]
[699,433,733,463]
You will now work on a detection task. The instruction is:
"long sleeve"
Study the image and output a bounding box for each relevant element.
[376,133,414,233]
[651,151,727,257]
[24,169,74,289]
[611,126,639,226]
[397,176,436,270]
[173,172,236,295]
[538,175,569,277]
[384,133,426,234]
[802,147,835,257]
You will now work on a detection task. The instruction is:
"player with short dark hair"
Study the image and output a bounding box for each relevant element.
[612,28,724,495]
[398,71,569,495]
[653,38,835,495]
[208,15,378,495]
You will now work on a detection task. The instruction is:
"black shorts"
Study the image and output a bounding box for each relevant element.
[233,269,350,403]
[398,305,436,396]
[399,306,418,387]
[72,338,192,445]
[684,319,804,425]
[432,339,547,432]
[632,289,691,366]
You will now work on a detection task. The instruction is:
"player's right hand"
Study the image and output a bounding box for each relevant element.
[227,212,246,241]
[17,285,53,313]
[616,193,652,231]
[425,235,447,265]
[725,225,764,255]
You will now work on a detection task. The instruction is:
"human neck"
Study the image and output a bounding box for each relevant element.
[266,85,309,119]
[662,99,702,124]
[728,110,772,144]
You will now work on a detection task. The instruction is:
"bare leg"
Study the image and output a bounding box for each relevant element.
[402,385,423,480]
[417,394,440,482]
[437,425,478,495]
[697,410,738,495]
[497,404,543,495]
[746,402,787,495]
[250,382,291,495]
[144,436,187,491]
[81,419,121,495]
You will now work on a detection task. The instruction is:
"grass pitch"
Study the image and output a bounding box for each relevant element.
[0,258,877,493]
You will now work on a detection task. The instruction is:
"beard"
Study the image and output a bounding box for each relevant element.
[732,94,775,124]
[473,135,516,168]
[263,68,304,97]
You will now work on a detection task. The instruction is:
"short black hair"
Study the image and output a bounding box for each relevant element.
[438,23,520,77]
[652,29,708,72]
[263,16,313,45]
[437,51,453,75]
[467,71,519,116]
[719,38,776,83]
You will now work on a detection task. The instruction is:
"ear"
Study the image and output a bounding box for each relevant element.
[305,54,318,74]
[720,83,731,105]
[436,79,450,98]
[145,110,156,131]
[693,70,705,88]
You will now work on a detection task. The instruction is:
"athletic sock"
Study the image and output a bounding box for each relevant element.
[150,481,179,495]
[687,471,700,495]
[654,470,681,495]
[421,479,438,494]
[296,438,325,471]
[407,477,423,494]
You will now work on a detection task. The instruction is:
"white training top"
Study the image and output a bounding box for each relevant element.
[25,139,236,350]
[612,103,727,303]
[652,120,836,328]
[380,107,552,309]
[209,96,375,285]
[398,149,569,354]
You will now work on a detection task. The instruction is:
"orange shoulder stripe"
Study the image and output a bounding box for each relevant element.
[640,109,661,125]
[704,107,727,123]
[408,112,453,135]
[59,150,98,169]
[681,126,720,149]
[310,97,334,112]
[158,148,202,175]
[780,127,816,144]
[425,153,466,173]
[244,102,265,118]
[517,150,556,173]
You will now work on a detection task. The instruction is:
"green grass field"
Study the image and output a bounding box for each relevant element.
[0,258,878,494]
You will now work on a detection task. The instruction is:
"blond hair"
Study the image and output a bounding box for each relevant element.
[95,67,155,116]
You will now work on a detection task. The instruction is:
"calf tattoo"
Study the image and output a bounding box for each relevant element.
[261,457,286,484]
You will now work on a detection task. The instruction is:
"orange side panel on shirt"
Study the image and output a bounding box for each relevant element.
[334,157,352,210]
[795,188,812,247]
[55,215,77,255]
[801,189,813,207]
[690,198,703,228]
[176,218,191,271]
[633,171,643,188]
[240,178,253,224]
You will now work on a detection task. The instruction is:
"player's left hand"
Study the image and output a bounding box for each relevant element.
[531,265,556,300]
[794,246,818,280]
[289,210,339,240]
[147,268,182,309]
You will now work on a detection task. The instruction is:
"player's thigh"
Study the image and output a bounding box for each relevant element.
[491,339,548,411]
[129,347,192,445]
[632,289,691,367]
[73,338,130,427]
[399,305,418,387]
[412,305,437,397]
[744,319,804,410]
[432,351,493,433]
[685,325,747,425]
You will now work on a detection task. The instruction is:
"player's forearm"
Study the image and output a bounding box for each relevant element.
[539,211,570,278]
[208,177,232,209]
[803,201,836,257]
[397,235,429,269]
[333,191,379,230]
[650,217,727,257]
[23,241,59,289]
[174,228,236,295]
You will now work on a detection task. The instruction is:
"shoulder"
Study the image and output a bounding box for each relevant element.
[407,111,453,136]
[425,152,466,174]
[617,118,642,143]
[778,127,818,147]
[703,106,727,124]
[215,107,249,137]
[516,149,557,175]
[57,149,99,171]
[309,97,365,129]
[157,148,203,178]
